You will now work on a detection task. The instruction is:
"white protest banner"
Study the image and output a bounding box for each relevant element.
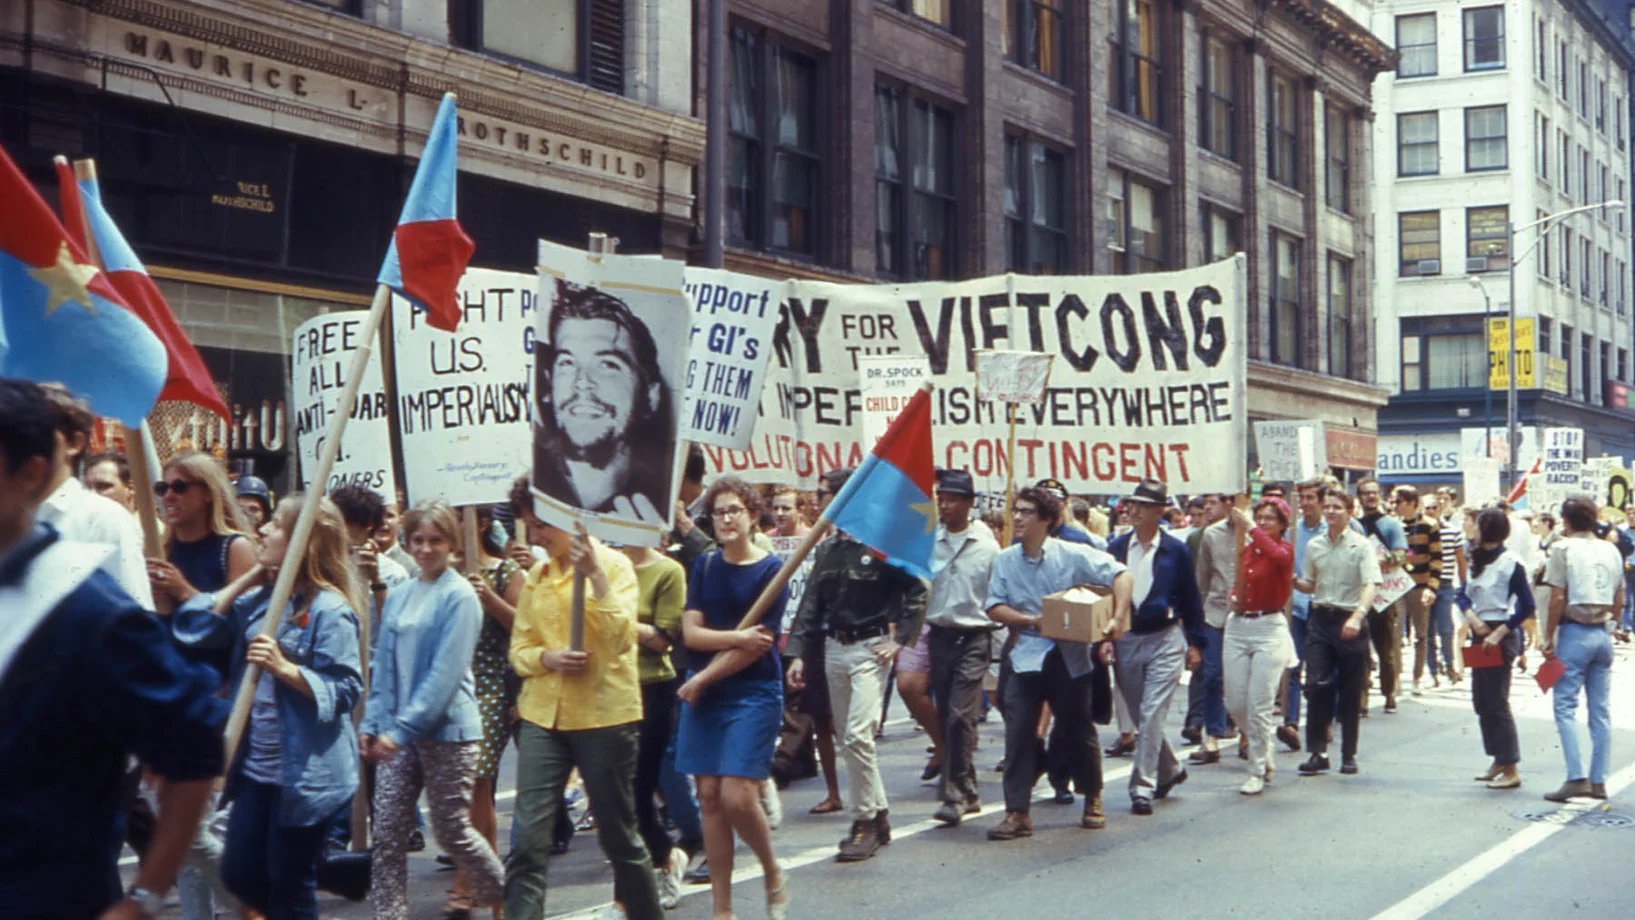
[976,350,1055,405]
[702,257,1248,494]
[1536,427,1584,510]
[857,354,931,448]
[1253,420,1328,483]
[1462,456,1502,506]
[1370,537,1413,612]
[291,312,398,498]
[1580,457,1616,509]
[532,240,688,547]
[392,268,535,506]
[680,268,783,450]
[1460,426,1541,470]
[768,534,814,634]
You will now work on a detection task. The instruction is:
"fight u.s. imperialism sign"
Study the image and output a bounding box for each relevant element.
[702,257,1247,495]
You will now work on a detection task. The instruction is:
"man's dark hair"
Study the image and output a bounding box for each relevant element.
[0,379,59,473]
[540,281,674,460]
[684,442,707,485]
[1356,477,1380,493]
[328,483,387,531]
[703,475,764,520]
[40,384,94,440]
[1185,496,1206,511]
[1016,485,1062,523]
[1538,512,1558,530]
[1396,486,1420,506]
[84,451,132,485]
[508,475,533,519]
[1071,498,1090,524]
[1561,497,1599,533]
[1320,486,1355,511]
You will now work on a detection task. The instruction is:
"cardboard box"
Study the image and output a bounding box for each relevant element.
[1039,584,1115,643]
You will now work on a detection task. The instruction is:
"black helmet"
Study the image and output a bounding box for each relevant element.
[237,475,272,509]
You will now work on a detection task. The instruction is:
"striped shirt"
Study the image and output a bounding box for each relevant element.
[1439,519,1465,588]
[1403,514,1442,591]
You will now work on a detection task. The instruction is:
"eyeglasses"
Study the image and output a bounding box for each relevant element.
[154,479,195,497]
[711,505,748,520]
[1012,506,1039,517]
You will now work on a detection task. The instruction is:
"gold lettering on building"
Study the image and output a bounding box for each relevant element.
[456,116,650,181]
[212,180,276,214]
[122,31,319,101]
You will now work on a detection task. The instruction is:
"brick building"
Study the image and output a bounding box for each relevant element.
[710,0,1395,477]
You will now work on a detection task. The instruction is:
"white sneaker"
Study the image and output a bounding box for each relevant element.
[761,780,783,830]
[1240,775,1265,795]
[1412,679,1423,696]
[655,852,682,910]
[1264,762,1276,782]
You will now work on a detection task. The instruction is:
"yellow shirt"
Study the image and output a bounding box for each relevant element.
[509,540,642,731]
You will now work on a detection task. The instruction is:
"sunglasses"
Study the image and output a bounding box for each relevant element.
[154,479,196,497]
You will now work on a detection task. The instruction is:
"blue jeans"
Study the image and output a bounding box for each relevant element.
[220,782,333,920]
[1197,624,1229,737]
[1553,623,1614,784]
[1427,588,1457,677]
[1284,612,1308,725]
[1622,570,1635,632]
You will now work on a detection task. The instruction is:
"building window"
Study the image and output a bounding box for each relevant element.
[1620,179,1628,234]
[1558,42,1569,98]
[1582,333,1593,399]
[1619,347,1628,383]
[727,29,821,258]
[1464,106,1507,171]
[1600,164,1610,216]
[1562,227,1573,287]
[1620,260,1629,316]
[1601,341,1611,401]
[1401,335,1422,389]
[1535,17,1548,80]
[1618,102,1626,151]
[1325,104,1350,213]
[1561,323,1573,396]
[1201,203,1240,264]
[1400,211,1440,275]
[1425,333,1487,388]
[1268,72,1299,188]
[1399,112,1438,176]
[1535,113,1549,179]
[1463,7,1505,71]
[1539,318,1552,373]
[882,0,952,30]
[1579,62,1589,116]
[1005,0,1064,81]
[1538,210,1551,278]
[1581,237,1592,298]
[1397,14,1437,78]
[1107,168,1165,273]
[1004,135,1067,274]
[1270,231,1302,368]
[1108,0,1161,123]
[874,86,957,280]
[1327,255,1354,380]
[301,0,360,11]
[1466,206,1509,270]
[1559,130,1570,192]
[1601,249,1611,305]
[451,0,622,93]
[1199,33,1237,159]
[1597,79,1607,131]
[1580,147,1590,203]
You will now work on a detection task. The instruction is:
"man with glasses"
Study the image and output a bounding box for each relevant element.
[785,467,928,861]
[1355,478,1407,713]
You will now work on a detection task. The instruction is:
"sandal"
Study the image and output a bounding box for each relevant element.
[809,798,843,815]
[766,872,790,920]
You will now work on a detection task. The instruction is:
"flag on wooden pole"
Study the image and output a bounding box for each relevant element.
[377,93,473,332]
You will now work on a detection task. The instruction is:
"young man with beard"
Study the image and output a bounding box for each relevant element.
[1355,478,1407,713]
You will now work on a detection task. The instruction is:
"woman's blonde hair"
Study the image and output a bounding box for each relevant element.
[162,452,251,549]
[400,500,463,564]
[270,495,367,618]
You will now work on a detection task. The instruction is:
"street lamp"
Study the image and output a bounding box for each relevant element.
[1466,275,1492,454]
[1504,200,1625,488]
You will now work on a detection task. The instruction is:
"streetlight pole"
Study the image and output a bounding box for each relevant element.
[1467,276,1492,451]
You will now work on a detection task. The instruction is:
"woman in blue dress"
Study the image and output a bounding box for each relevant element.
[675,476,790,920]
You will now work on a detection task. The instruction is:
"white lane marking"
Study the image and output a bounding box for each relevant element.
[1367,759,1635,920]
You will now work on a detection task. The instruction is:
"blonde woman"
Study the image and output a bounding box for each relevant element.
[147,452,256,613]
[361,501,505,920]
[169,495,364,920]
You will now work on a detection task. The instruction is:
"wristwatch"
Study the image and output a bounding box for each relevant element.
[127,885,166,918]
[372,581,388,592]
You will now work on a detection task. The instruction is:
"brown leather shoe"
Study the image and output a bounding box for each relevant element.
[1081,795,1106,829]
[987,811,1033,841]
[1543,779,1592,803]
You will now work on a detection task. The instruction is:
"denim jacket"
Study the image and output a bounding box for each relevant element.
[172,587,362,827]
[360,568,483,745]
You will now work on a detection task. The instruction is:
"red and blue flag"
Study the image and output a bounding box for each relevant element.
[377,92,474,333]
[0,143,165,425]
[824,384,936,579]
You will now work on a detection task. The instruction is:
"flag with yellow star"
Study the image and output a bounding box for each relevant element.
[0,142,166,425]
[824,382,936,580]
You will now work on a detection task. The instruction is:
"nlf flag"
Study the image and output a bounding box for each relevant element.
[0,143,165,425]
[61,161,230,419]
[825,384,936,580]
[377,93,473,332]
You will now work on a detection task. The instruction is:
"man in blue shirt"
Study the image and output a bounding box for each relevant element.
[1356,478,1408,713]
[983,486,1132,840]
[0,378,226,920]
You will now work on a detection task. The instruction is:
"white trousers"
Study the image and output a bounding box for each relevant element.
[825,636,892,820]
[1223,614,1297,779]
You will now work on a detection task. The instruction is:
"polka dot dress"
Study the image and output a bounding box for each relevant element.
[473,559,519,780]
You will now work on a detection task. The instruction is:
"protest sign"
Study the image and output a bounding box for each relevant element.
[858,355,932,448]
[1370,537,1414,612]
[1609,466,1632,510]
[290,312,398,498]
[1535,427,1584,510]
[976,350,1055,405]
[1253,420,1328,483]
[768,534,815,634]
[392,268,535,506]
[702,257,1248,494]
[680,268,783,450]
[532,240,688,547]
[1461,426,1541,471]
[1462,457,1502,506]
[1580,458,1617,509]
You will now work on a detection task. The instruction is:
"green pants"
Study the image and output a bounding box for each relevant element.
[503,721,660,920]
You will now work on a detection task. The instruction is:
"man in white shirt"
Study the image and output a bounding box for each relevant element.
[36,387,153,609]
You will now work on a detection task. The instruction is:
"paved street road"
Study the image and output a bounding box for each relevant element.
[142,639,1635,920]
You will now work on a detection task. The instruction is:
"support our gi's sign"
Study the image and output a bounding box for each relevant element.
[680,268,783,450]
[290,312,399,498]
[392,269,536,506]
[701,257,1248,494]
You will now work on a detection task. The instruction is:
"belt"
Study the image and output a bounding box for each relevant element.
[1311,604,1353,618]
[928,623,996,638]
[1235,609,1283,619]
[828,625,889,645]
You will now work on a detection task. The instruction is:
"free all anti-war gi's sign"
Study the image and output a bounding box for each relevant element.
[702,257,1248,494]
[393,268,535,506]
[290,312,400,499]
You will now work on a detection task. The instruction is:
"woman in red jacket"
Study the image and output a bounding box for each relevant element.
[1223,497,1297,796]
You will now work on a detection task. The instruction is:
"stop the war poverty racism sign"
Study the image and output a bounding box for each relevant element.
[702,257,1248,494]
[290,311,400,499]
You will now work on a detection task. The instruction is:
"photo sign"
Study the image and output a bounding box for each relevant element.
[392,268,535,506]
[701,257,1248,493]
[976,350,1055,405]
[1253,420,1328,483]
[532,240,688,547]
[679,268,784,451]
[858,354,931,448]
[290,312,399,498]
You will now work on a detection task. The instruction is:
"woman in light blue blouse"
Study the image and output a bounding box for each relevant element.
[360,500,504,920]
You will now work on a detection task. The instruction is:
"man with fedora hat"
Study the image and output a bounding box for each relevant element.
[924,469,1001,827]
[1106,479,1205,815]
